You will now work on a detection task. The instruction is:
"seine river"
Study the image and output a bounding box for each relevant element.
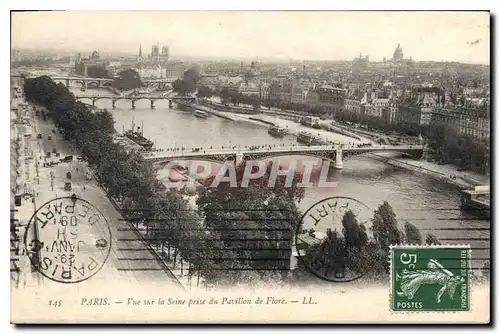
[72,87,489,269]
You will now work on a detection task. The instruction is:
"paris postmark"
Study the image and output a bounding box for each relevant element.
[24,196,112,284]
[390,245,471,312]
[295,196,373,282]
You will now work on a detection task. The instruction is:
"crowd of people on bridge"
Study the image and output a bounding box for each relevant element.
[151,141,378,155]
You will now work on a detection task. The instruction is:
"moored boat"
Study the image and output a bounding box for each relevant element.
[194,110,208,119]
[460,186,490,217]
[296,131,325,146]
[123,119,154,151]
[301,116,321,128]
[268,126,287,138]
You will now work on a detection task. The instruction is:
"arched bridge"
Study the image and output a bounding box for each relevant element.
[14,74,178,91]
[143,144,424,170]
[48,76,177,89]
[74,94,196,109]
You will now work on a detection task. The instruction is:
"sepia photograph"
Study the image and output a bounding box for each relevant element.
[9,9,491,324]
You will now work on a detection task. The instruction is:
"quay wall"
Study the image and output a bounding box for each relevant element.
[368,153,470,190]
[177,101,234,121]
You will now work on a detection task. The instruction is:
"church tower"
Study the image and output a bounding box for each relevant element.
[137,44,143,63]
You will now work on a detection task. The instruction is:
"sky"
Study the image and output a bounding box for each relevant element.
[11,11,490,64]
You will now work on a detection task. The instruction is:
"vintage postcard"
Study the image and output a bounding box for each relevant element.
[10,11,491,324]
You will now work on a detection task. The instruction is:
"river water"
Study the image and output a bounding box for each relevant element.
[72,87,490,270]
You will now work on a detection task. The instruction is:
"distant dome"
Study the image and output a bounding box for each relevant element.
[91,50,100,60]
[244,67,259,81]
[393,43,404,62]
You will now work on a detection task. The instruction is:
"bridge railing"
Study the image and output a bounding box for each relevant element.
[143,144,424,160]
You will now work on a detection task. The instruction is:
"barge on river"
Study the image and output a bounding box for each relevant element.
[268,126,288,138]
[194,110,208,119]
[296,131,326,146]
[123,119,154,151]
[460,185,490,217]
[300,116,321,129]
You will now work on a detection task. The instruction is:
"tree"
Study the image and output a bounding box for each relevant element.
[252,98,261,110]
[113,69,142,91]
[196,85,213,99]
[87,66,110,79]
[372,201,402,251]
[195,161,305,285]
[24,75,205,284]
[172,67,201,96]
[342,210,368,251]
[220,87,231,104]
[403,222,423,245]
[94,109,115,134]
[184,67,201,85]
[425,233,441,245]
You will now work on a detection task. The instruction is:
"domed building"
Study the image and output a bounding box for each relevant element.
[91,50,100,61]
[243,61,260,83]
[393,43,404,62]
[74,49,109,77]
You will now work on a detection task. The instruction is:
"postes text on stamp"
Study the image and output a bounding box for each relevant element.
[24,196,112,283]
[391,245,471,312]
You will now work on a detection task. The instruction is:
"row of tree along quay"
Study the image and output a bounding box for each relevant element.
[22,75,304,286]
[23,75,451,287]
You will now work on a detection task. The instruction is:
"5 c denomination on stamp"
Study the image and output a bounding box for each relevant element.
[24,196,112,284]
[391,245,471,312]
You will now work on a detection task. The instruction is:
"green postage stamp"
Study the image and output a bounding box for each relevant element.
[391,245,471,312]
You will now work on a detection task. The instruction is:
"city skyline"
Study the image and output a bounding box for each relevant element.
[12,11,490,64]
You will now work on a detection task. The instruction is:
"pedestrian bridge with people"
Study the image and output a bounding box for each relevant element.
[143,144,425,169]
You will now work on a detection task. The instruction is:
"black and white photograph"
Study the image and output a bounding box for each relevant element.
[8,10,491,324]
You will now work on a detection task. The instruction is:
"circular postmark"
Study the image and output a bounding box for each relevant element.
[24,196,111,283]
[295,196,372,282]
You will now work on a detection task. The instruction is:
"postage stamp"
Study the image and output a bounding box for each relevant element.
[24,196,112,284]
[295,196,373,282]
[390,245,471,312]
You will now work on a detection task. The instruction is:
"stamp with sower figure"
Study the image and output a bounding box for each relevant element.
[24,196,112,284]
[391,245,471,312]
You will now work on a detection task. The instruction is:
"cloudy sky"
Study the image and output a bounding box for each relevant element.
[11,11,490,64]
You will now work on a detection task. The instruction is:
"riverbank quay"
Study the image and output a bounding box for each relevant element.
[221,111,369,145]
[103,86,121,95]
[12,98,186,288]
[369,152,490,217]
[21,75,220,290]
[319,122,363,141]
[177,100,235,121]
[370,152,490,190]
[198,99,259,114]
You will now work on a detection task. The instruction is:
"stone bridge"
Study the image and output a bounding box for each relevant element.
[74,94,195,109]
[48,76,177,90]
[143,144,424,170]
